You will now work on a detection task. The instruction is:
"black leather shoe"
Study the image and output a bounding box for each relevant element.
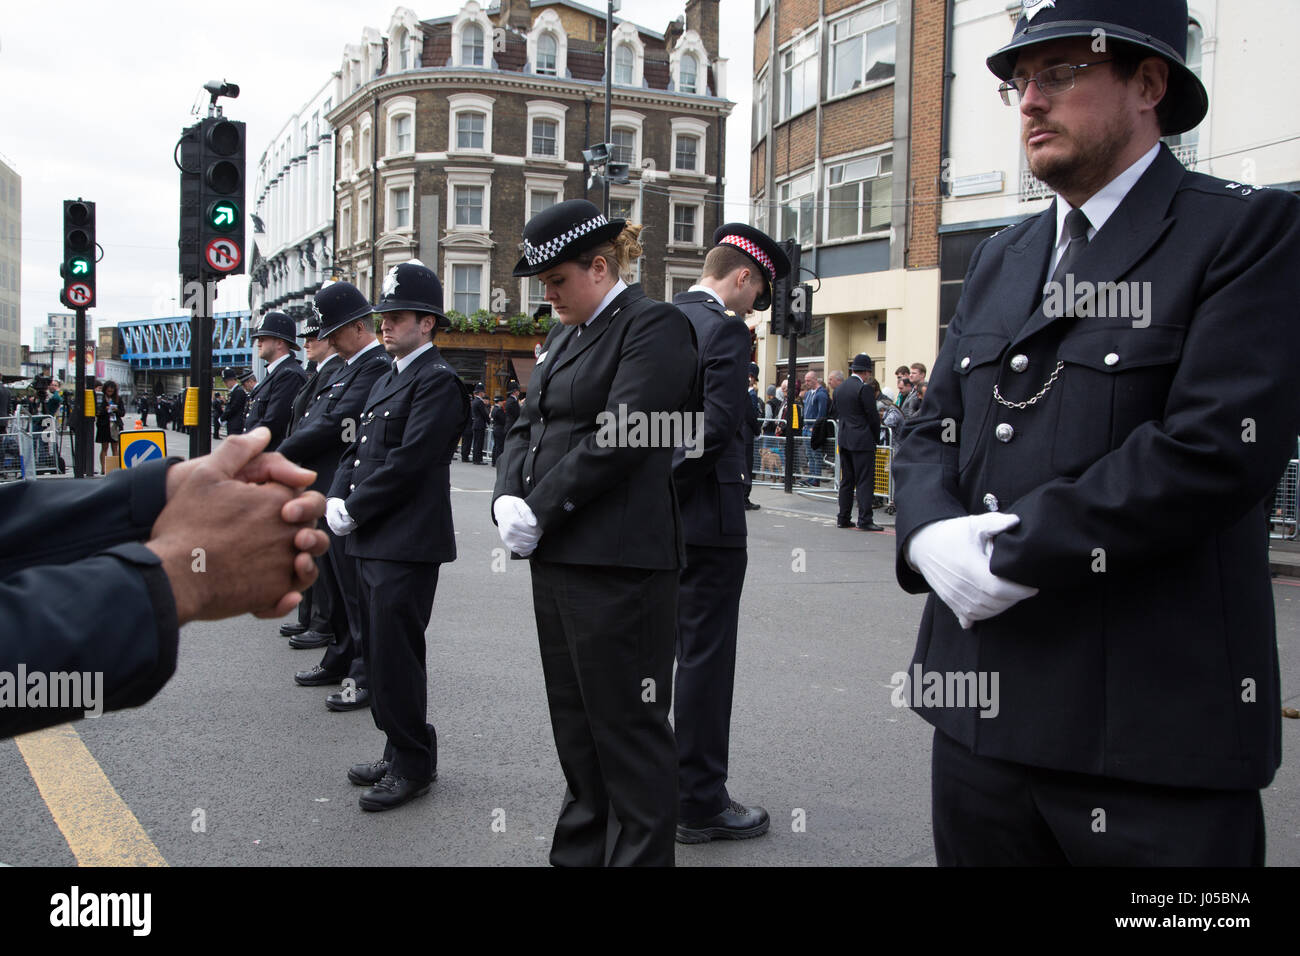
[836,519,853,528]
[288,629,334,649]
[294,665,345,687]
[359,771,434,812]
[326,688,370,712]
[279,622,309,637]
[347,758,390,786]
[858,522,885,532]
[745,500,761,511]
[676,800,770,844]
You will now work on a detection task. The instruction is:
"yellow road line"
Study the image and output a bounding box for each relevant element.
[15,724,167,867]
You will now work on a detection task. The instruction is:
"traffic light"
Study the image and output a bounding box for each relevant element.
[60,199,96,309]
[197,116,246,279]
[769,239,801,336]
[178,122,202,277]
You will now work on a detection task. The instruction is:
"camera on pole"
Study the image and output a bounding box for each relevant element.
[60,199,96,309]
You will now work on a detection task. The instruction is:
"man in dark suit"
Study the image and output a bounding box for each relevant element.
[495,198,697,865]
[275,315,340,653]
[836,354,883,531]
[489,395,507,465]
[220,368,247,436]
[284,283,392,712]
[744,363,762,510]
[327,261,468,811]
[0,429,328,739]
[470,384,489,464]
[243,311,308,453]
[893,0,1300,865]
[671,223,789,845]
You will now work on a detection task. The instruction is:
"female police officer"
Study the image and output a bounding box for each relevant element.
[493,199,697,866]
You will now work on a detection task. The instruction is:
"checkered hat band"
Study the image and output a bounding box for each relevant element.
[719,235,774,281]
[523,215,610,266]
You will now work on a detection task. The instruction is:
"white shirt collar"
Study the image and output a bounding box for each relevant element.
[265,353,290,377]
[582,279,628,329]
[346,338,382,366]
[316,352,340,372]
[687,283,726,309]
[1052,142,1160,264]
[394,340,433,374]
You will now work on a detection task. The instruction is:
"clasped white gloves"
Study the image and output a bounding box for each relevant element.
[325,497,357,536]
[495,495,542,557]
[905,513,1039,630]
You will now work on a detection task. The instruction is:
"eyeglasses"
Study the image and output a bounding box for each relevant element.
[998,60,1113,105]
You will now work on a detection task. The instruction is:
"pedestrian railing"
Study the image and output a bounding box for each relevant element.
[1271,458,1299,540]
[751,417,840,499]
[0,414,64,481]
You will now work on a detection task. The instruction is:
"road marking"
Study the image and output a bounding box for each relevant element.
[14,724,167,867]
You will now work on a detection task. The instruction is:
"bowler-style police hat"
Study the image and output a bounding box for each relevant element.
[987,0,1208,136]
[221,366,240,381]
[316,281,375,337]
[253,310,301,350]
[302,308,323,340]
[372,260,449,328]
[849,353,874,372]
[239,369,256,384]
[712,223,791,313]
[514,199,625,277]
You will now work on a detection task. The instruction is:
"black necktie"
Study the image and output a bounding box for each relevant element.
[1049,207,1091,286]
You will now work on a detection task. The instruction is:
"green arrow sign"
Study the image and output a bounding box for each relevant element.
[70,258,90,275]
[211,201,237,229]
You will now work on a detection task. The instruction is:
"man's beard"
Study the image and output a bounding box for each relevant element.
[1026,110,1134,198]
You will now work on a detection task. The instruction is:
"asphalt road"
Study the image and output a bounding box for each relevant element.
[4,456,1300,867]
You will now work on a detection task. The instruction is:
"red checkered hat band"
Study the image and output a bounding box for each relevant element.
[719,235,774,282]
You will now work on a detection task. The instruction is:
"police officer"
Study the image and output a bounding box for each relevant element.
[326,261,468,811]
[893,0,1300,865]
[671,223,788,844]
[836,354,882,531]
[220,367,247,437]
[244,311,308,452]
[489,395,506,465]
[744,362,762,510]
[277,313,340,649]
[504,380,522,434]
[495,199,696,865]
[470,383,489,464]
[284,283,393,711]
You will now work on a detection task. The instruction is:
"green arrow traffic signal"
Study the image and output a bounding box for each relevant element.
[70,257,90,275]
[208,200,238,232]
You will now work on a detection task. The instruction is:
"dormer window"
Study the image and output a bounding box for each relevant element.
[680,53,698,94]
[537,34,558,75]
[615,45,634,85]
[462,23,484,66]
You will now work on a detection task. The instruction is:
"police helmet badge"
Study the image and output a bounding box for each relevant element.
[1023,0,1055,20]
[382,266,401,298]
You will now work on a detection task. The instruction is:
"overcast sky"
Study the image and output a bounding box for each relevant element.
[1,0,753,342]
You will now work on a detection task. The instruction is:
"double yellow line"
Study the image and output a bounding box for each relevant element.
[15,724,167,867]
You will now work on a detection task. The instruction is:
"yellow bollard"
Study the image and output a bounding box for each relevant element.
[183,387,200,427]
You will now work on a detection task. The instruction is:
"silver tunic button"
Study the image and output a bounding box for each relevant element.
[960,356,971,370]
[354,459,360,467]
[983,493,1000,512]
[303,412,309,418]
[1104,352,1120,366]
[361,436,367,443]
[349,483,355,491]
[1010,354,1029,373]
[384,410,391,417]
[995,423,1014,443]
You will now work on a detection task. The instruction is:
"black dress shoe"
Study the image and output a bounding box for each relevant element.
[676,800,770,844]
[745,500,761,511]
[836,519,853,528]
[347,758,390,786]
[279,622,309,637]
[294,665,345,687]
[288,629,334,649]
[858,522,885,532]
[359,771,434,812]
[326,687,370,712]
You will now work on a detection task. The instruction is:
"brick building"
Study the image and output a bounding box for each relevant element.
[329,0,733,390]
[750,0,946,387]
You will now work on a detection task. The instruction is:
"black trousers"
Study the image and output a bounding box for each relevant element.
[931,728,1265,866]
[357,559,440,781]
[471,426,486,463]
[460,425,473,462]
[838,446,876,525]
[744,439,754,498]
[296,542,335,634]
[531,560,679,867]
[675,544,748,820]
[491,428,506,463]
[319,534,367,689]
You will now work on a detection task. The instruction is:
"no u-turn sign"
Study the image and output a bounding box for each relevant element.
[204,237,242,273]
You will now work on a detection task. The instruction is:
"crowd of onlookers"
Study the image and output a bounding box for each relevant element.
[755,360,928,440]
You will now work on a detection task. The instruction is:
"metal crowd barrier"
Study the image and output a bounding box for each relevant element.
[875,424,898,515]
[1270,458,1299,540]
[750,417,841,500]
[0,414,63,481]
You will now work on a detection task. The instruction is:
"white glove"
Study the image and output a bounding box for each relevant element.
[325,497,357,536]
[905,513,1038,629]
[494,495,541,557]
